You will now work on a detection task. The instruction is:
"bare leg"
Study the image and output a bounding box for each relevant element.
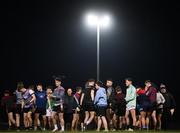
[119,116,123,129]
[157,114,162,130]
[52,112,58,131]
[94,115,97,125]
[75,114,79,131]
[113,114,117,129]
[130,109,136,127]
[23,113,28,128]
[42,115,47,129]
[8,112,16,127]
[140,111,146,129]
[151,110,157,129]
[48,117,51,129]
[27,112,32,128]
[138,115,142,129]
[81,122,84,131]
[71,113,77,131]
[84,111,89,124]
[146,112,151,130]
[59,113,64,131]
[34,113,39,130]
[101,116,108,131]
[125,110,130,129]
[8,119,11,129]
[97,116,102,131]
[86,111,95,125]
[16,113,20,128]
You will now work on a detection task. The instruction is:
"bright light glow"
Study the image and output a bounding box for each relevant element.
[99,15,110,27]
[86,13,111,27]
[87,14,98,26]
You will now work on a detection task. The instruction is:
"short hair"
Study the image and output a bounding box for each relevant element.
[37,83,43,86]
[135,85,140,89]
[88,78,95,82]
[55,77,62,82]
[76,86,82,92]
[145,80,151,84]
[17,81,24,90]
[28,85,34,90]
[160,83,166,88]
[96,81,104,87]
[106,78,113,82]
[125,77,133,82]
[46,86,53,90]
[53,75,62,82]
[115,86,122,92]
[4,90,10,94]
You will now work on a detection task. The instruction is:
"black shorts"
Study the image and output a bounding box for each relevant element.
[84,103,95,112]
[97,106,107,117]
[156,108,163,115]
[115,108,126,117]
[147,102,156,112]
[35,107,46,115]
[23,107,32,113]
[136,108,140,116]
[16,104,22,114]
[52,106,64,113]
[7,107,14,113]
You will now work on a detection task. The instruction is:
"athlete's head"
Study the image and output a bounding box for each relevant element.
[115,86,122,93]
[37,83,43,91]
[125,78,133,87]
[76,86,82,94]
[67,88,72,96]
[4,90,10,96]
[46,86,53,96]
[106,79,113,88]
[95,81,103,89]
[17,81,24,92]
[55,79,61,87]
[88,79,95,88]
[160,83,166,93]
[20,87,26,93]
[28,85,35,90]
[145,80,152,88]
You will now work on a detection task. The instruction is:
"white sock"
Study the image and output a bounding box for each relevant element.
[54,124,58,129]
[86,121,90,125]
[61,126,64,131]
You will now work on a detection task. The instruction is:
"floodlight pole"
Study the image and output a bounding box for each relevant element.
[97,23,100,81]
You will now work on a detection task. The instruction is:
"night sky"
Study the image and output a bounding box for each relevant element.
[1,0,180,120]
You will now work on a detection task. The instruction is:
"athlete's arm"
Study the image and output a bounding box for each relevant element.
[80,93,84,106]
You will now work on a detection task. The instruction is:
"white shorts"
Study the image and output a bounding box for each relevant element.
[126,105,136,111]
[46,108,52,117]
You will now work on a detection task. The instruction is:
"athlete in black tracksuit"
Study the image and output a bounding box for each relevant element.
[160,84,176,130]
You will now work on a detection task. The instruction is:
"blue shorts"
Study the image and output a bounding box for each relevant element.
[139,103,151,112]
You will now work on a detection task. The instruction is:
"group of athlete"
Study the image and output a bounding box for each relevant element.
[1,77,176,132]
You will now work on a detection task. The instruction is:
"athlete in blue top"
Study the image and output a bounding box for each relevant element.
[34,83,47,131]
